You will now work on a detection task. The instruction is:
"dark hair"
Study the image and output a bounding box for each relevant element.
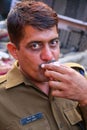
[7,0,58,47]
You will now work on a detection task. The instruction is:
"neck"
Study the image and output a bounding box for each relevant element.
[20,69,49,95]
[33,81,50,95]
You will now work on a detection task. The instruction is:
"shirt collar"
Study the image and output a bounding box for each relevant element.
[5,61,24,89]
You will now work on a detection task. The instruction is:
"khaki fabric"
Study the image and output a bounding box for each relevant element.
[0,61,86,130]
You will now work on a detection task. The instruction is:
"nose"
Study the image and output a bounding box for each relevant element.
[40,45,54,62]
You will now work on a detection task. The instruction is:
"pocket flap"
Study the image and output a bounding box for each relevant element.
[64,108,82,125]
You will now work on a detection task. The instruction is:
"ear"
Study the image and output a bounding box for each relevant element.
[7,42,18,59]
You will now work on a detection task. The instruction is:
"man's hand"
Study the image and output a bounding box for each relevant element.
[42,63,87,106]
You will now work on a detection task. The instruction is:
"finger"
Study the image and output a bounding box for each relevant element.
[45,69,67,82]
[51,89,79,101]
[49,80,64,90]
[51,88,73,99]
[51,89,65,98]
[41,63,72,74]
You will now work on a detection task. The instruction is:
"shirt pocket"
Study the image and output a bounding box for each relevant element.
[64,108,82,125]
[5,113,51,130]
[64,108,85,130]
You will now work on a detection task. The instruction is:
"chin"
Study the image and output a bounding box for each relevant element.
[40,76,49,82]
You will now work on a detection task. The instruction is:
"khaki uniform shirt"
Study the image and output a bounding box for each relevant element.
[0,61,87,130]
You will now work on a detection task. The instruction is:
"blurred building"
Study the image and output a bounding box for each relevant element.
[0,0,11,20]
[0,0,21,20]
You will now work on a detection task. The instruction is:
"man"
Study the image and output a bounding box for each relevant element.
[0,1,87,130]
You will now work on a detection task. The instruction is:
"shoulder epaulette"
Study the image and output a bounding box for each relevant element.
[64,62,86,77]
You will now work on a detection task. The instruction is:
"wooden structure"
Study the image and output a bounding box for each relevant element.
[58,15,87,52]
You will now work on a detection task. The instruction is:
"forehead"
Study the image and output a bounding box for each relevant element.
[20,25,58,44]
[20,26,58,47]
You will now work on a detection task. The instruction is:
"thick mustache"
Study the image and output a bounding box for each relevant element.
[39,60,56,68]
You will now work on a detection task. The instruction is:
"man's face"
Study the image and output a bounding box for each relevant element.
[13,25,60,82]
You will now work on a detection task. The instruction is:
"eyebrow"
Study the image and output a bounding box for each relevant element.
[50,37,59,41]
[26,36,59,47]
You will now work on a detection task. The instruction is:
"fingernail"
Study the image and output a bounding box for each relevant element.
[41,64,45,68]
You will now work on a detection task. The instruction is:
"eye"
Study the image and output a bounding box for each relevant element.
[50,38,59,47]
[29,42,42,50]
